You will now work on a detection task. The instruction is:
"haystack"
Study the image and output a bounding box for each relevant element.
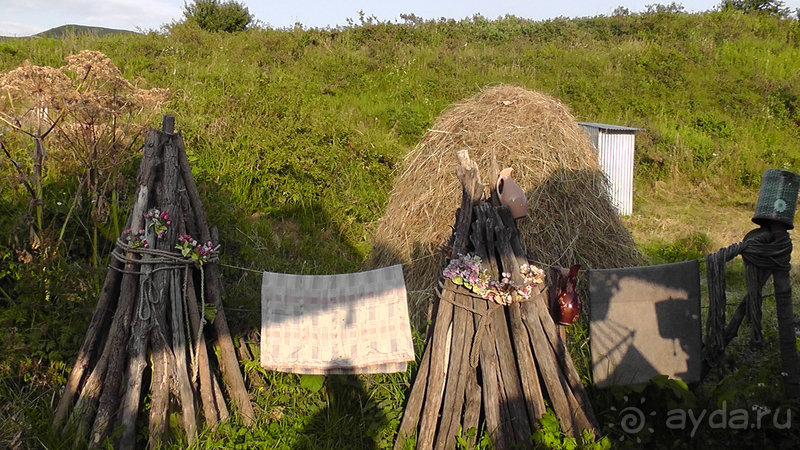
[370,85,641,322]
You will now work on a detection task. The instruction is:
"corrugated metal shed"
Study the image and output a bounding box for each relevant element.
[578,122,640,216]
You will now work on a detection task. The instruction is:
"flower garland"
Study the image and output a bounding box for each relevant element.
[442,253,545,305]
[120,208,218,267]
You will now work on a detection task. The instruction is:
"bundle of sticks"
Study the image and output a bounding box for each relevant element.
[53,115,254,449]
[395,150,598,450]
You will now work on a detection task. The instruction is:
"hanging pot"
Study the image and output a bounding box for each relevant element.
[496,168,527,219]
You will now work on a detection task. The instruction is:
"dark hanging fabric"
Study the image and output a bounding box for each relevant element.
[704,229,791,369]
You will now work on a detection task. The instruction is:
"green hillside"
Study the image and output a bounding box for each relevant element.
[4,10,798,258]
[1,9,800,449]
[37,24,137,38]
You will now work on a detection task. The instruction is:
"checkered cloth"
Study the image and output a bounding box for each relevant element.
[260,265,415,374]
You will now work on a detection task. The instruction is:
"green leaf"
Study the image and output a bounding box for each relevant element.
[539,409,560,433]
[300,374,324,393]
[203,304,217,323]
[651,374,669,387]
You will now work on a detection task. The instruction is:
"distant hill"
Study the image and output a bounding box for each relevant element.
[36,24,137,38]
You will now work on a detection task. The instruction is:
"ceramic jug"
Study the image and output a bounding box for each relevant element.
[552,265,582,326]
[496,168,527,219]
[556,290,582,326]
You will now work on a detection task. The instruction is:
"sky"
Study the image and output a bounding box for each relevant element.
[2,0,800,37]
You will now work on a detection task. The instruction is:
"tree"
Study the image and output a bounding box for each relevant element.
[183,0,253,32]
[718,0,792,17]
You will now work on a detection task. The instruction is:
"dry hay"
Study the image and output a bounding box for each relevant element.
[368,85,642,323]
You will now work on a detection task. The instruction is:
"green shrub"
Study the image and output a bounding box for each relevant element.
[182,0,253,33]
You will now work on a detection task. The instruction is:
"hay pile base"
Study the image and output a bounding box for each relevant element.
[370,85,641,324]
[394,150,598,450]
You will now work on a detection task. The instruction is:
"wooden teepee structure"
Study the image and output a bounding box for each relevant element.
[395,150,598,450]
[53,115,254,449]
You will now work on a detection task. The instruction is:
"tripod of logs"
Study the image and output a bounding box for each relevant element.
[394,150,598,450]
[52,115,254,449]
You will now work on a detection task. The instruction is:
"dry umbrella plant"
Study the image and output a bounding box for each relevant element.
[0,50,169,263]
[52,115,254,449]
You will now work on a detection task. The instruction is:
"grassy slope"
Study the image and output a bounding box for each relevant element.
[4,11,799,261]
[1,10,800,449]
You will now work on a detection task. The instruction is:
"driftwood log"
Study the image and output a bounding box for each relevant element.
[53,115,254,448]
[395,150,598,450]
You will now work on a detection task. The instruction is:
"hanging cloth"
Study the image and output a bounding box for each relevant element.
[260,265,415,374]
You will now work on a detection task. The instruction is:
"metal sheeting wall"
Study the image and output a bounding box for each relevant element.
[597,130,635,216]
[582,126,600,153]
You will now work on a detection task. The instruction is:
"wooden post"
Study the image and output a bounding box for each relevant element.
[175,133,256,426]
[770,222,800,399]
[87,128,162,449]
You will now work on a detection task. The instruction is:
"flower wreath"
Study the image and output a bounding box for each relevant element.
[442,253,545,305]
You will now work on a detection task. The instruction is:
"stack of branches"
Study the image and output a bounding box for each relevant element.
[394,150,598,450]
[52,115,255,449]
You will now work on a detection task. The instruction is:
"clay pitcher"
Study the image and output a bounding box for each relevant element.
[553,264,582,326]
[557,289,582,326]
[496,168,527,219]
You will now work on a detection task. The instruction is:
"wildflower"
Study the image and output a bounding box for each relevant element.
[176,233,217,265]
[146,207,170,239]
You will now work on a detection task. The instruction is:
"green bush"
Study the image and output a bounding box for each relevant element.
[182,0,253,33]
